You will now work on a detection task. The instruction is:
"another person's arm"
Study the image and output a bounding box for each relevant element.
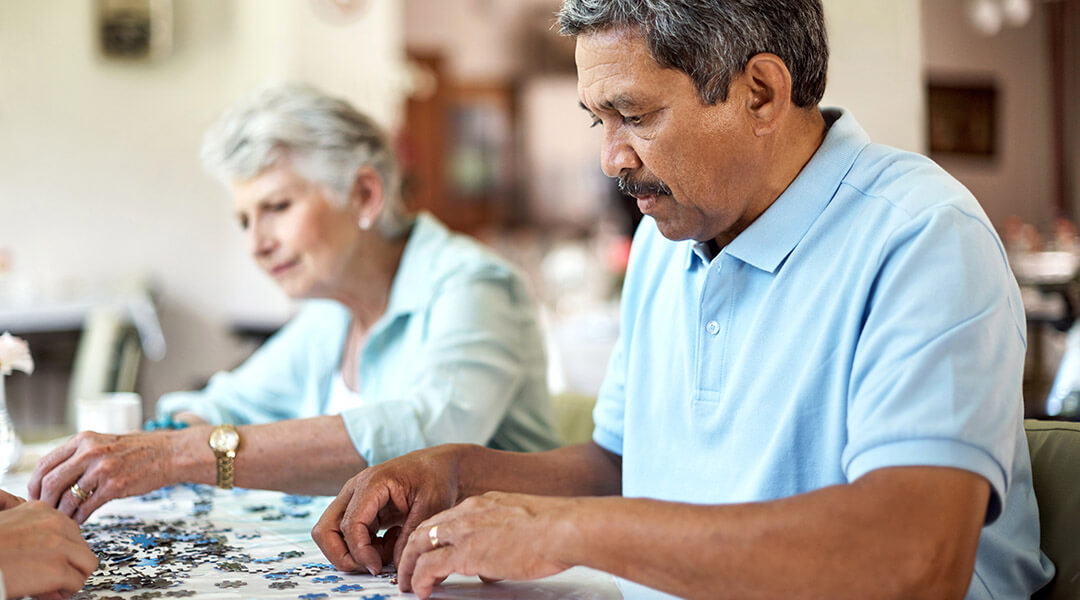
[0,490,98,599]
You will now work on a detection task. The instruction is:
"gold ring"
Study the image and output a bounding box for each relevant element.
[428,525,440,549]
[69,483,91,503]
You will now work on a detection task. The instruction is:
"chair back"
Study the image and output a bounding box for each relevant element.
[1026,419,1080,600]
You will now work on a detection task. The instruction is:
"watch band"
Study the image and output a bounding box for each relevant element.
[209,424,240,490]
[215,449,236,489]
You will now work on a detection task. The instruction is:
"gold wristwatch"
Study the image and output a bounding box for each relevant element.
[208,424,240,489]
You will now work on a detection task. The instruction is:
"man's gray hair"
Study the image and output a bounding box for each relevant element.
[201,83,412,237]
[558,0,829,108]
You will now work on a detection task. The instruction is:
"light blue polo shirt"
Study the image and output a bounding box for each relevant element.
[594,108,1054,599]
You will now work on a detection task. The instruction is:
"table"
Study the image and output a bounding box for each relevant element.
[1,466,621,599]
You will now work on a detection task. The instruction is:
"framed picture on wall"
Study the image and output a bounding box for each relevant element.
[927,80,998,157]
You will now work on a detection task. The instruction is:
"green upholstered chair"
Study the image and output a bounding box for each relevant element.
[551,392,597,446]
[1027,419,1080,600]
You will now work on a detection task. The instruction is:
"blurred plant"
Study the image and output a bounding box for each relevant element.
[0,331,34,376]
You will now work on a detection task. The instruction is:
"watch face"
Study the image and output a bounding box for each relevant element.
[210,426,240,452]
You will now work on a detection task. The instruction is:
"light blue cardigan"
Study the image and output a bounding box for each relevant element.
[157,213,560,464]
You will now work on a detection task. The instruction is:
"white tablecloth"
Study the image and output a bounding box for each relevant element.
[1,468,621,599]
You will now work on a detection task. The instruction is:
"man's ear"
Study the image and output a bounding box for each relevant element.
[742,53,793,136]
[348,166,384,230]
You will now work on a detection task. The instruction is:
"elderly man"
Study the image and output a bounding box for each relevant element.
[313,1,1054,598]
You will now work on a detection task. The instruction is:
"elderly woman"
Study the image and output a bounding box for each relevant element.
[30,84,559,522]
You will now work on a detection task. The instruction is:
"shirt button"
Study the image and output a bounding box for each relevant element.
[705,320,720,335]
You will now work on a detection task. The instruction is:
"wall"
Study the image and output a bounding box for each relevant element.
[406,0,924,151]
[922,0,1055,229]
[822,0,924,151]
[0,0,404,408]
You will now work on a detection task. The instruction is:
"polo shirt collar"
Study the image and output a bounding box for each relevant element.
[696,107,869,274]
[385,211,448,316]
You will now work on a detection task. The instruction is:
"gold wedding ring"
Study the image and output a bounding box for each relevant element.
[69,483,91,503]
[429,525,440,549]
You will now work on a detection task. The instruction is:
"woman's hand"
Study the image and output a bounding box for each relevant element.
[28,428,200,523]
[0,500,98,599]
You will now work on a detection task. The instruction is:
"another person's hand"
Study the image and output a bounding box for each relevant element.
[312,445,462,576]
[397,491,573,599]
[0,489,24,510]
[28,429,193,523]
[0,498,98,599]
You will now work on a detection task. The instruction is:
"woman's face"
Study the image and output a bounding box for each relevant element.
[232,163,359,299]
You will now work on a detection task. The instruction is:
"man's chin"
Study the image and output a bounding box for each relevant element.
[650,216,696,242]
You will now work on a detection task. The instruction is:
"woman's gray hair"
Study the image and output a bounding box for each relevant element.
[201,83,413,237]
[557,0,828,108]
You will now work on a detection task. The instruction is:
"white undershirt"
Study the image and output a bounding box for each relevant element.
[326,370,363,416]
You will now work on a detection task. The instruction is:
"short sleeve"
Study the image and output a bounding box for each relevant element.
[843,206,1026,523]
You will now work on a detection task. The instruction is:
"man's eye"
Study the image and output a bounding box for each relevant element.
[625,115,643,126]
[588,116,602,128]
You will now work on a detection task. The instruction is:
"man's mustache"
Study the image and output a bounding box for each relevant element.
[618,173,672,197]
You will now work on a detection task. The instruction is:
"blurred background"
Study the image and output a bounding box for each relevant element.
[1,0,1078,438]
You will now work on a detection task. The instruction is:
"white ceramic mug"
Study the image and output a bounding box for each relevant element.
[76,392,143,434]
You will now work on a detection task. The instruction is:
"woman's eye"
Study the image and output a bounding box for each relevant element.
[270,200,291,212]
[237,217,249,231]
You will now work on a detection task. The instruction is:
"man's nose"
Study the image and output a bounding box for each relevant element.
[600,126,642,178]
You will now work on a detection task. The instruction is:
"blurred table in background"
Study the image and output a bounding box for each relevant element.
[1010,250,1080,417]
[0,280,164,437]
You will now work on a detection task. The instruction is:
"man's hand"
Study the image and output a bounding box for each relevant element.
[0,500,98,599]
[28,429,191,522]
[312,445,463,575]
[398,492,574,599]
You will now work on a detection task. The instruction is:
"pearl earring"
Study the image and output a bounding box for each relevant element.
[358,216,373,230]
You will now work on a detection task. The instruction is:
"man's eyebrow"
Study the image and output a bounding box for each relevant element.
[579,95,642,113]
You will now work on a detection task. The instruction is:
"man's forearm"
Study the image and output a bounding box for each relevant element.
[558,467,988,600]
[454,441,623,500]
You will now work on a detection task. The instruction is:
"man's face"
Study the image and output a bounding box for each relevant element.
[576,28,766,244]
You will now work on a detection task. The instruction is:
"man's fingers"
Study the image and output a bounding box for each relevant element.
[340,484,393,574]
[379,526,402,567]
[397,519,445,592]
[411,546,461,600]
[312,495,364,572]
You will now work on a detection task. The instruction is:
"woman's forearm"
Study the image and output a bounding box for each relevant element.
[173,415,368,496]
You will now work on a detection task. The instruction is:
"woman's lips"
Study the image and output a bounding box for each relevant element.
[270,258,300,277]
